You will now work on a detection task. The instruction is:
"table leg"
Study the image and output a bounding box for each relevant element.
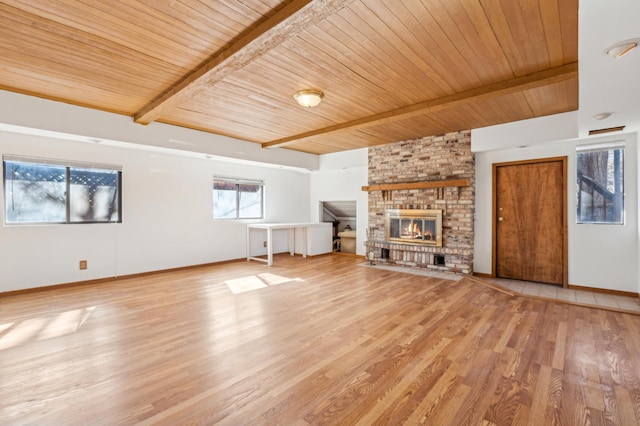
[246,226,251,261]
[288,228,295,256]
[302,226,307,258]
[267,227,273,266]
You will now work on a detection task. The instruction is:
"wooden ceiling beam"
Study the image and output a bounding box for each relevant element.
[262,62,578,149]
[134,0,356,125]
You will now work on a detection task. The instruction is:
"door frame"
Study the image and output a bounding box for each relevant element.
[491,156,569,287]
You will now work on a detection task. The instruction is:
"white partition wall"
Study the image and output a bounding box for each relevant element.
[309,149,369,256]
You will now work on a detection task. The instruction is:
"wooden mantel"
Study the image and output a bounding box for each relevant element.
[361,179,470,192]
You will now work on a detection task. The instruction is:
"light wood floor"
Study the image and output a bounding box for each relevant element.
[1,254,640,425]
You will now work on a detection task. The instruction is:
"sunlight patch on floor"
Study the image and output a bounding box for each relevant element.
[0,306,96,351]
[258,273,302,286]
[225,276,268,294]
[225,274,304,295]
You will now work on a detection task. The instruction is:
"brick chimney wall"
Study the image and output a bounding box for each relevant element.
[367,130,475,273]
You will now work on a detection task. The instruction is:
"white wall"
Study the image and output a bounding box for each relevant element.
[472,111,579,152]
[473,131,638,293]
[310,149,368,256]
[578,0,640,137]
[0,131,310,292]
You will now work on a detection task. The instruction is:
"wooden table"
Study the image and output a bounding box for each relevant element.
[246,223,319,266]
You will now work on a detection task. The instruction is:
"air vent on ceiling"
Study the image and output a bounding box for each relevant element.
[588,125,626,136]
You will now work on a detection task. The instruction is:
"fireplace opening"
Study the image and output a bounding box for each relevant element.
[385,209,442,246]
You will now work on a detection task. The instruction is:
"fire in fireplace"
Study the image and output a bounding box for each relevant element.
[385,209,442,246]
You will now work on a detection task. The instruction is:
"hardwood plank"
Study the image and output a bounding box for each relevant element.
[339,1,452,99]
[1,254,639,425]
[426,0,514,81]
[539,0,565,67]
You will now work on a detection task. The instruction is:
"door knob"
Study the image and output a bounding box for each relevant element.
[498,217,504,221]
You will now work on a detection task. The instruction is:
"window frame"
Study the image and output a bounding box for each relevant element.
[213,176,264,220]
[575,142,624,225]
[3,155,123,225]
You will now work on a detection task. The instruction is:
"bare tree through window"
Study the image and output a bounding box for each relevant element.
[576,145,624,224]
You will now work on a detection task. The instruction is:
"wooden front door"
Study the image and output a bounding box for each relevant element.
[494,158,567,286]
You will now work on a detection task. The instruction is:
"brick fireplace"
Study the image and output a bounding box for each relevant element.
[365,130,474,274]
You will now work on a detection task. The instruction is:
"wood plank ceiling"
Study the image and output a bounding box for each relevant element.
[0,0,578,155]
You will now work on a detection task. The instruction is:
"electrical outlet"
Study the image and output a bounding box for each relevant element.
[263,241,267,247]
[79,260,87,270]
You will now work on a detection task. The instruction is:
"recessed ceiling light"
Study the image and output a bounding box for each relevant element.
[605,39,639,59]
[293,89,324,108]
[593,112,612,120]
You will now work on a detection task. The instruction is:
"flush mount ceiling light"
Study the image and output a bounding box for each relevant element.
[605,39,639,59]
[593,112,612,120]
[293,89,324,108]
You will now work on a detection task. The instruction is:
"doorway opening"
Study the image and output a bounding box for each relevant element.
[320,201,357,253]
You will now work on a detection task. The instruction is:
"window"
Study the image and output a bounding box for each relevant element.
[213,177,263,219]
[3,156,122,224]
[576,143,624,224]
